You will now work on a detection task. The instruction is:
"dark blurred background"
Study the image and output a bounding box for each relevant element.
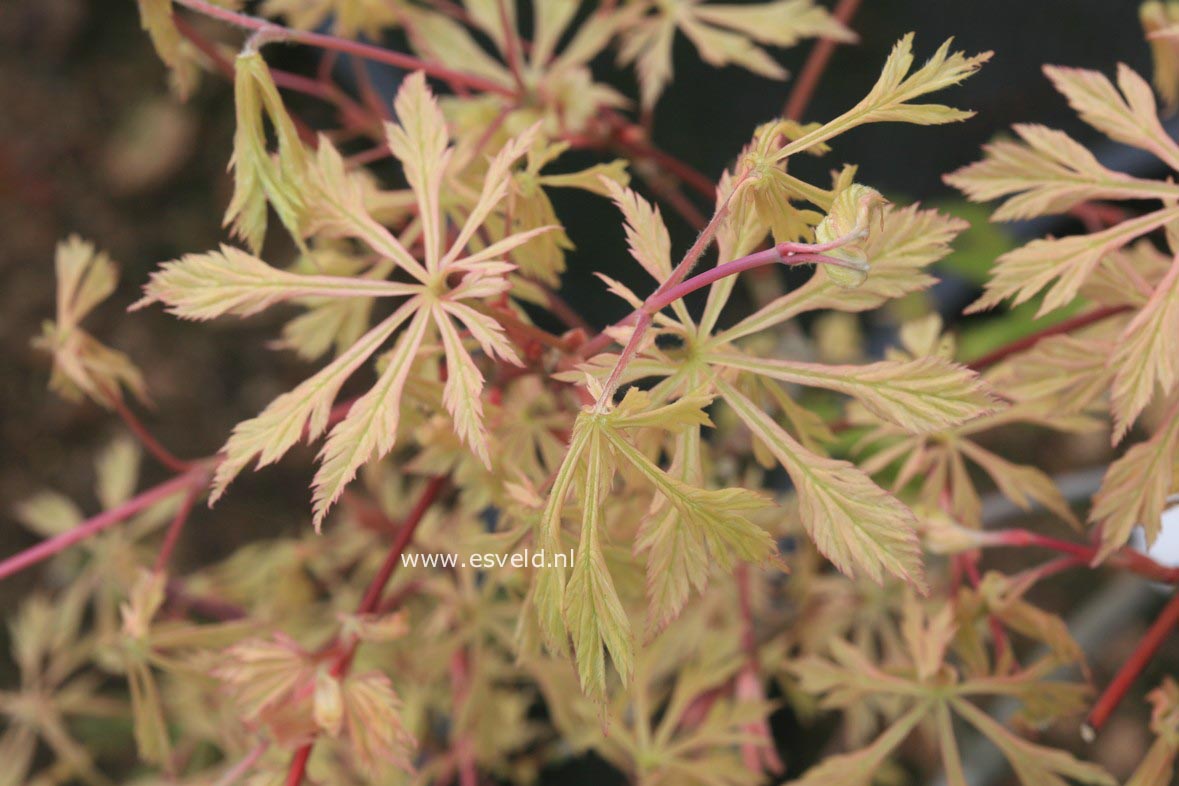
[0,2,1172,783]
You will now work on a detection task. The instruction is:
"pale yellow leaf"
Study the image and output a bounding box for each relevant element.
[1090,405,1179,560]
[946,123,1179,221]
[136,244,419,320]
[1045,63,1179,171]
[311,307,431,528]
[716,376,926,589]
[1110,255,1179,441]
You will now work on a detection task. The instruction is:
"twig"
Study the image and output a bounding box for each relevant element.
[966,305,1131,370]
[586,213,867,404]
[153,482,202,573]
[284,476,448,786]
[173,0,514,97]
[1084,590,1179,737]
[985,528,1179,584]
[109,392,194,473]
[283,746,313,786]
[599,111,715,199]
[0,464,211,583]
[782,0,862,121]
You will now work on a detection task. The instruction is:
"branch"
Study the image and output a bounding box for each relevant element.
[172,0,515,97]
[0,463,211,583]
[108,389,194,473]
[966,305,1131,370]
[1085,589,1179,737]
[984,528,1179,584]
[153,483,202,573]
[284,476,448,786]
[589,219,868,406]
[782,0,862,121]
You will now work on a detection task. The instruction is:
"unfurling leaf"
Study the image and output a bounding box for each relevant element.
[225,51,310,253]
[814,184,886,289]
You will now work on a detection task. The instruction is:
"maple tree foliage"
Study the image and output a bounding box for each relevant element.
[9,1,1179,785]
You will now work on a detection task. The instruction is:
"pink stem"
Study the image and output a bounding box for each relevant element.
[0,465,209,583]
[153,483,202,574]
[644,248,855,315]
[985,528,1179,584]
[108,390,194,474]
[172,0,515,97]
[592,242,854,407]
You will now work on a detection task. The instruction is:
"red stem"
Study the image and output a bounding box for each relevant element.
[153,483,202,573]
[283,746,313,786]
[598,111,715,199]
[967,305,1131,370]
[783,0,862,121]
[173,0,515,97]
[352,476,448,620]
[1085,590,1179,736]
[285,476,447,786]
[0,465,209,583]
[110,393,194,473]
[987,529,1179,584]
[959,552,1012,670]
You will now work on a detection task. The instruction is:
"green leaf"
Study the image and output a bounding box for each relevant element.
[774,35,991,161]
[604,423,775,625]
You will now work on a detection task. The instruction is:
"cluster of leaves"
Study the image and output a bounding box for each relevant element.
[9,1,1179,785]
[947,21,1179,561]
